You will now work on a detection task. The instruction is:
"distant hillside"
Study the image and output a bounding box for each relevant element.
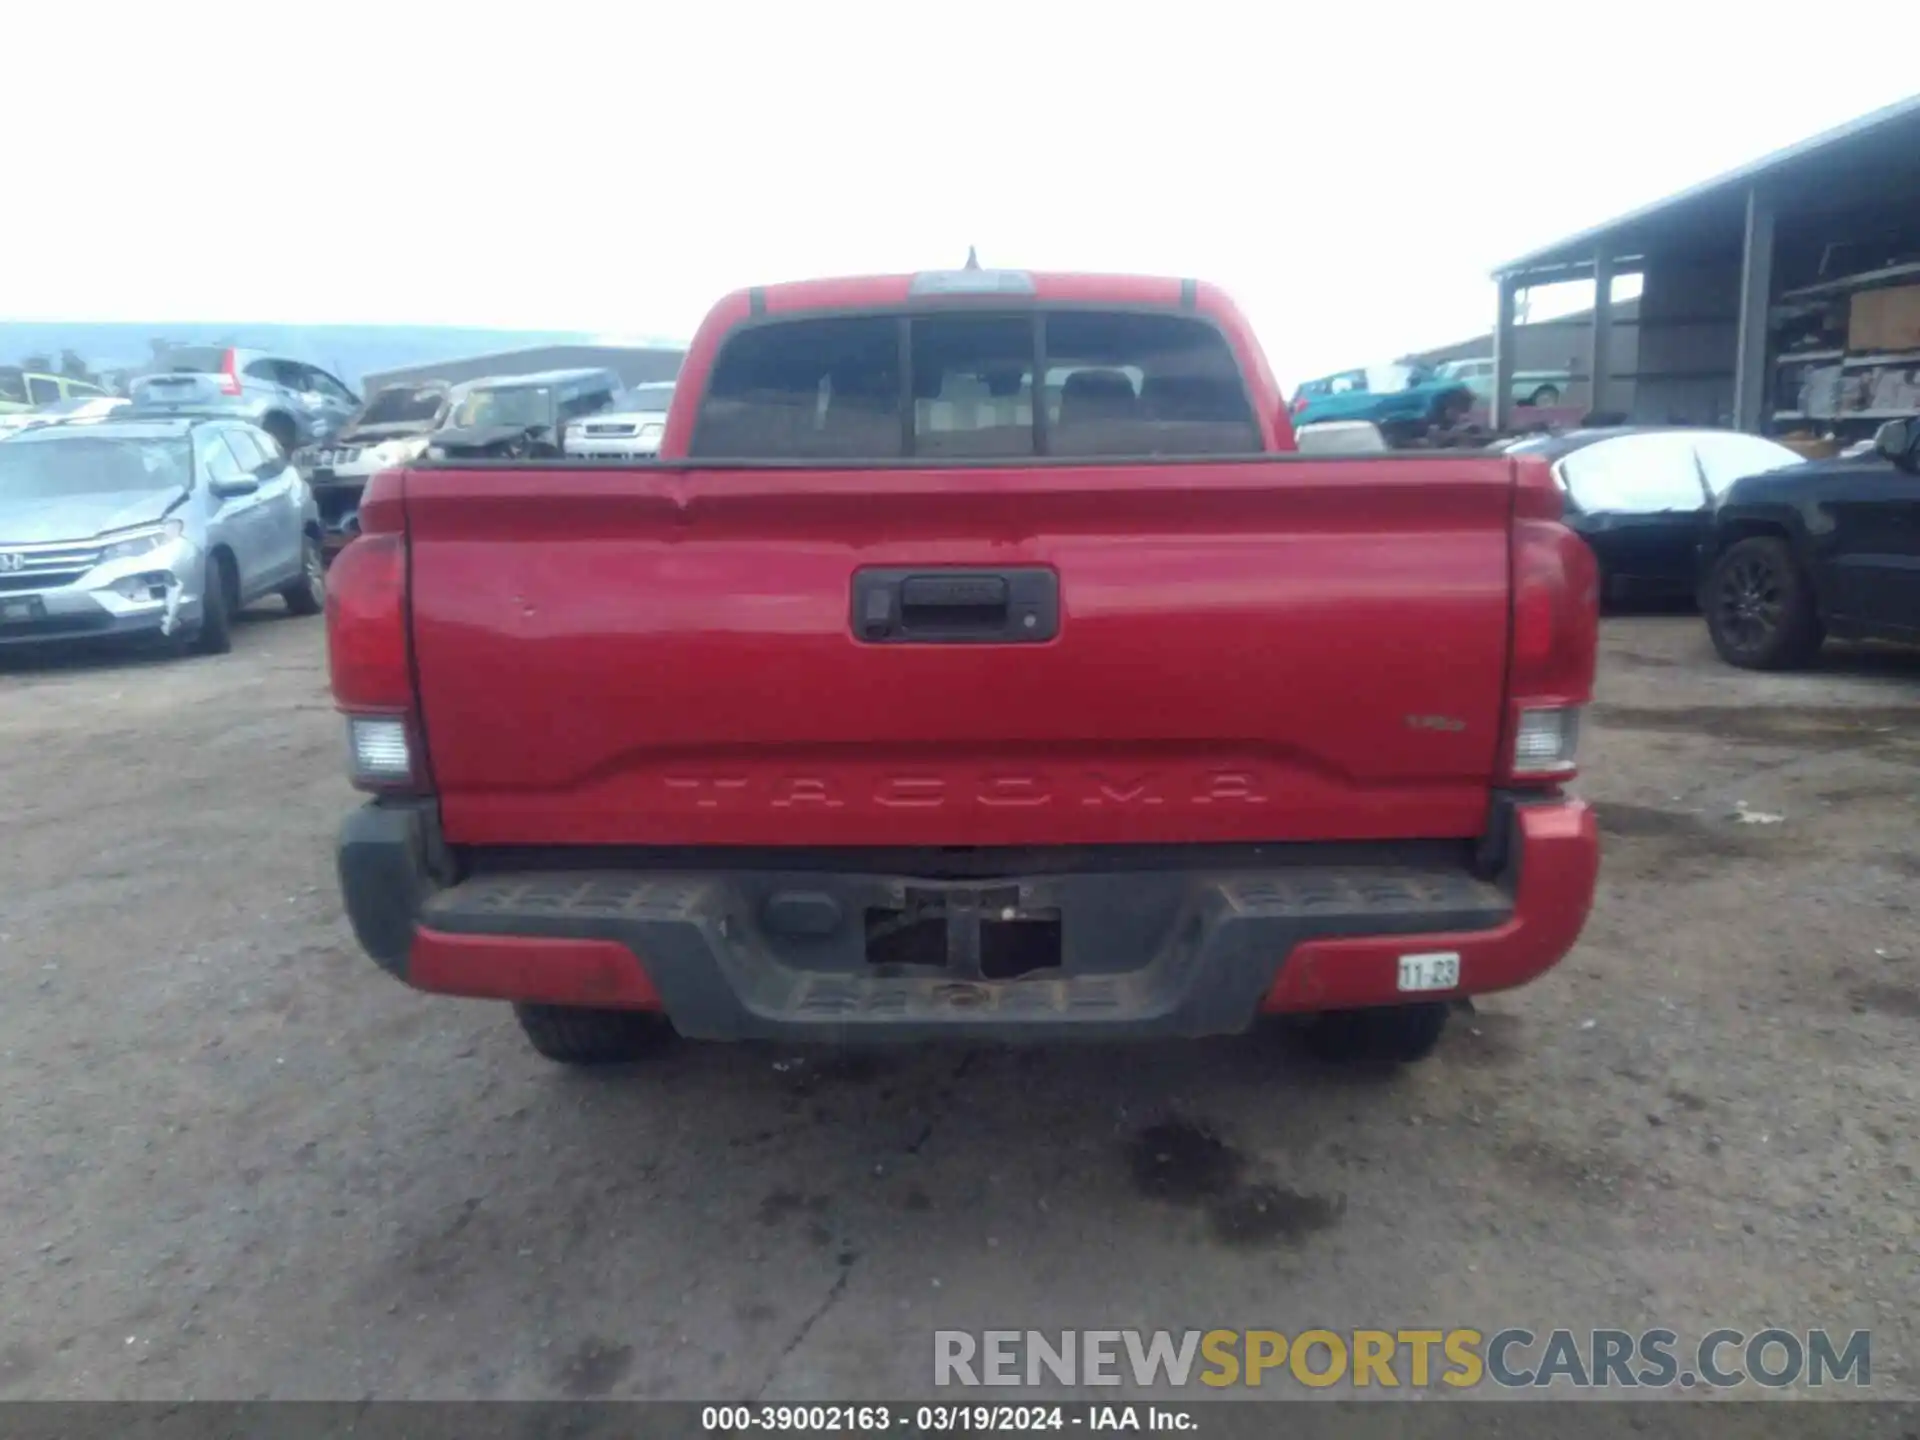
[0,320,629,390]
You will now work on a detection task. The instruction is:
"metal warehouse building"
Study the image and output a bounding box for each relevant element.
[1489,95,1920,437]
[362,343,684,394]
[1410,299,1643,401]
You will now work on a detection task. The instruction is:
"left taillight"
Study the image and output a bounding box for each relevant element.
[325,471,427,793]
[1501,458,1598,786]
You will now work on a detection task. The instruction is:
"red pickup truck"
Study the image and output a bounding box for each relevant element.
[327,268,1600,1068]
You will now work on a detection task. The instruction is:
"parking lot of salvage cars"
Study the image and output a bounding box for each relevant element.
[0,611,1915,1402]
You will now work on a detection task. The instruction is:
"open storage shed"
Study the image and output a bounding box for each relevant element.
[1489,96,1920,440]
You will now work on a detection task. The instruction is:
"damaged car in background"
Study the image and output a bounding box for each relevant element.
[0,395,130,439]
[0,416,323,656]
[562,381,676,460]
[294,382,454,555]
[427,368,623,460]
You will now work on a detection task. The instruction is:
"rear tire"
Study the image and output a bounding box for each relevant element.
[1430,390,1471,429]
[512,1004,674,1065]
[193,554,235,655]
[1704,536,1822,671]
[1300,1003,1448,1066]
[1527,384,1561,406]
[281,533,325,616]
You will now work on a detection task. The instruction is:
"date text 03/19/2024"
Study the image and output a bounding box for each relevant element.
[701,1405,1194,1432]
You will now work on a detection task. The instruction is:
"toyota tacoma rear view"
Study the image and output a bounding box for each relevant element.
[325,268,1601,1068]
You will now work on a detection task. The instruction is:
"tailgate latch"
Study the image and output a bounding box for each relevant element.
[849,567,1059,645]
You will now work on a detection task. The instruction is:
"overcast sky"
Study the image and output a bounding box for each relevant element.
[4,4,1913,380]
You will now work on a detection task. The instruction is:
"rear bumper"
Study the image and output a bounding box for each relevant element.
[336,796,1598,1042]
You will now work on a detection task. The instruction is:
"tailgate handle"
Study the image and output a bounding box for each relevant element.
[901,574,1007,623]
[851,568,1059,645]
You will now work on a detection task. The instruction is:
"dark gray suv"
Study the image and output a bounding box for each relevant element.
[127,347,361,457]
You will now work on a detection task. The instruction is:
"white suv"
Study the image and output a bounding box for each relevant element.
[562,382,675,460]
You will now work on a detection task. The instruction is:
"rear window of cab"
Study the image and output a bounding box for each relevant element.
[689,310,1262,461]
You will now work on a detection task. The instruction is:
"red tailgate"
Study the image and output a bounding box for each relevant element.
[405,457,1516,848]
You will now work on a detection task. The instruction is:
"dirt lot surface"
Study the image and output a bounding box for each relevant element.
[2,608,1916,1404]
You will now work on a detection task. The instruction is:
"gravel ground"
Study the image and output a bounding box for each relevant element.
[1,606,1915,1403]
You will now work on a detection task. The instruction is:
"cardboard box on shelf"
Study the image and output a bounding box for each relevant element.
[1797,364,1843,417]
[1847,284,1920,353]
[1865,366,1920,414]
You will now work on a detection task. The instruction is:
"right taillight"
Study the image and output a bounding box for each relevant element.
[325,471,428,793]
[219,348,243,397]
[1502,459,1598,786]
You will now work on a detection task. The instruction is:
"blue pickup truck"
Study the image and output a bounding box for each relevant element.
[1290,362,1474,444]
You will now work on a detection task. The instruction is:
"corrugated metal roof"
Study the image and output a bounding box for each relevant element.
[1493,95,1920,279]
[363,343,684,393]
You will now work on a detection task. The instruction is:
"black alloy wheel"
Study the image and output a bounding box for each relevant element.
[1705,537,1821,671]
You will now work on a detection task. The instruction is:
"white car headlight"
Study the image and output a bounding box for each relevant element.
[638,422,665,442]
[98,519,185,564]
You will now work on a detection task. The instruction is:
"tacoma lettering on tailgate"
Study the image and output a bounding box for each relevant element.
[659,771,1270,811]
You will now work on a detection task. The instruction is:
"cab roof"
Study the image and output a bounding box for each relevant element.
[733,271,1220,315]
